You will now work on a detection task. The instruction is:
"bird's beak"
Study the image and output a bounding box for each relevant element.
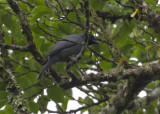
[94,41,100,45]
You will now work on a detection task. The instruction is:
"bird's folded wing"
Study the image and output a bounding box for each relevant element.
[48,35,84,56]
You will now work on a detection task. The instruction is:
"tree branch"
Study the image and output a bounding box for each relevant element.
[60,72,117,89]
[0,26,28,113]
[6,0,61,82]
[6,0,43,63]
[128,85,160,112]
[138,0,160,33]
[104,62,160,113]
[0,43,28,51]
[60,62,160,90]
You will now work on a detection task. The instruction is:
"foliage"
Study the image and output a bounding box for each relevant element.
[0,0,160,113]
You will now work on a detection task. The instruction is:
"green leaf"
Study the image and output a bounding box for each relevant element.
[18,76,39,98]
[90,0,106,10]
[145,46,152,50]
[132,27,142,37]
[146,100,157,114]
[70,67,81,77]
[119,20,137,39]
[61,97,69,110]
[34,0,46,5]
[0,82,6,91]
[134,49,140,59]
[68,12,76,22]
[30,6,52,24]
[47,85,64,102]
[136,108,144,114]
[24,87,39,99]
[54,62,66,75]
[121,0,128,4]
[0,9,5,26]
[0,5,4,10]
[81,109,88,114]
[19,2,30,12]
[40,43,50,52]
[146,0,157,6]
[3,105,14,114]
[28,101,38,113]
[19,77,32,89]
[58,23,71,35]
[0,91,8,108]
[100,61,112,72]
[1,13,13,28]
[31,23,46,36]
[78,97,83,105]
[0,110,5,114]
[84,96,94,104]
[156,50,160,58]
[146,81,159,89]
[120,43,134,55]
[37,96,49,113]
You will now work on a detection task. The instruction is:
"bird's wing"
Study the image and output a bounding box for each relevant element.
[48,34,84,56]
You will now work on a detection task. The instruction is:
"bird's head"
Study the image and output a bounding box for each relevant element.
[88,34,100,45]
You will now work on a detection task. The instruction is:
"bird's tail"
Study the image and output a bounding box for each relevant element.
[37,63,50,80]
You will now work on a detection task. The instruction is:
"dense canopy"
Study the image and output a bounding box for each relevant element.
[0,0,160,114]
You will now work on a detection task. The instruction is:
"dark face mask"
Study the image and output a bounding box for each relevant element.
[88,34,100,45]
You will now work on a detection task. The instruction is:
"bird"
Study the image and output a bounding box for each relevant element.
[37,33,99,79]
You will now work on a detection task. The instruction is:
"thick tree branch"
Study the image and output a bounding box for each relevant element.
[91,10,123,62]
[138,0,160,33]
[60,62,160,90]
[0,43,28,51]
[105,62,160,114]
[128,85,160,112]
[60,72,117,89]
[6,0,43,63]
[0,27,28,113]
[96,11,133,22]
[6,0,61,82]
[66,98,108,113]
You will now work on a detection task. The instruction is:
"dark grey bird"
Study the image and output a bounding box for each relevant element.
[37,33,99,79]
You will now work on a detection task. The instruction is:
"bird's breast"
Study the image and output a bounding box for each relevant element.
[59,44,83,61]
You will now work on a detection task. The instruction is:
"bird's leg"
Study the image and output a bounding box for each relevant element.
[65,56,78,80]
[66,56,78,68]
[66,65,77,80]
[41,59,48,65]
